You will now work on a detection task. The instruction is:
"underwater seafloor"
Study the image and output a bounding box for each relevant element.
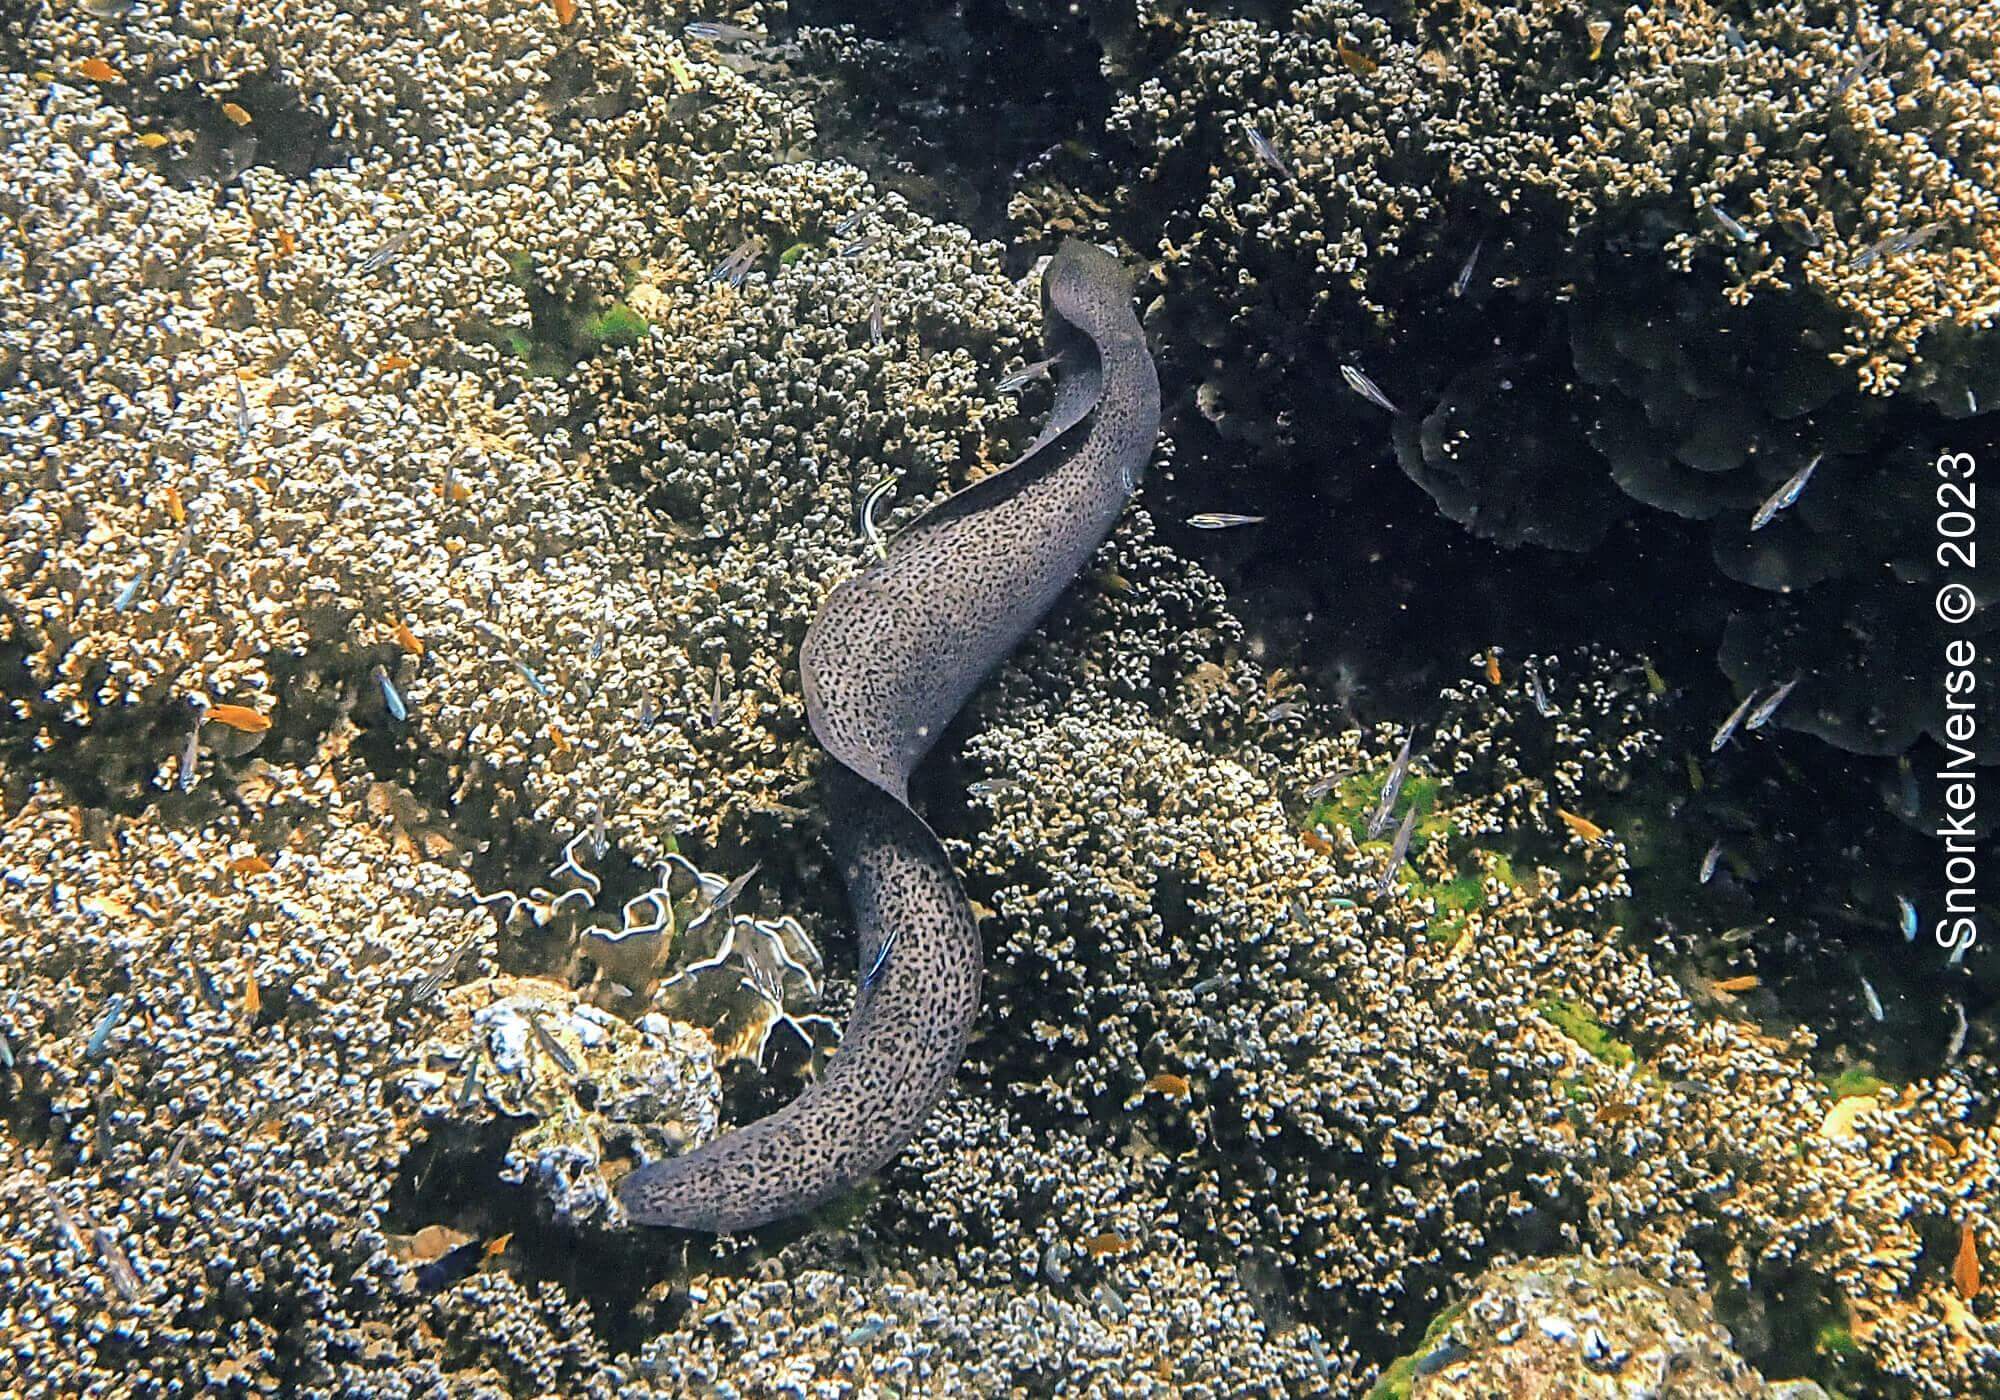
[2,0,1997,1395]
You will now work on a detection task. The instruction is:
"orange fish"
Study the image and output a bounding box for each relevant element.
[1484,650,1502,685]
[220,101,252,126]
[227,854,273,875]
[548,723,571,754]
[78,57,123,83]
[483,1232,514,1258]
[1595,1100,1640,1124]
[1955,1220,1982,1299]
[1338,36,1379,76]
[136,132,170,149]
[434,476,472,504]
[249,474,273,493]
[552,0,577,25]
[1301,829,1333,856]
[205,703,272,733]
[275,228,296,260]
[1555,808,1606,842]
[392,619,424,656]
[243,958,262,1016]
[1081,1232,1133,1259]
[163,485,185,525]
[1713,974,1760,992]
[378,352,413,372]
[1143,1072,1191,1101]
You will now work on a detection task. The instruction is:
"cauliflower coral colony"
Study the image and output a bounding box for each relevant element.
[0,0,1993,1397]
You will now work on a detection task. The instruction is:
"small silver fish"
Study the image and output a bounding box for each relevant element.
[513,659,552,698]
[1746,676,1800,729]
[455,1051,481,1110]
[163,1127,191,1177]
[1367,732,1415,838]
[1528,667,1556,717]
[1850,221,1942,268]
[1302,772,1344,804]
[1828,40,1887,101]
[1451,237,1484,298]
[966,778,1024,799]
[839,233,882,258]
[636,693,660,728]
[357,228,415,275]
[1946,999,1967,1063]
[1262,701,1305,724]
[1897,895,1918,941]
[1859,973,1884,1023]
[589,805,607,860]
[1187,512,1265,530]
[996,356,1058,393]
[188,957,225,1013]
[232,372,252,442]
[1709,687,1762,752]
[684,19,760,42]
[0,1027,12,1070]
[372,664,407,722]
[1374,803,1418,896]
[1750,453,1822,530]
[46,1185,86,1255]
[831,210,865,239]
[85,994,126,1060]
[527,1012,582,1078]
[1341,364,1401,416]
[708,667,725,727]
[414,923,483,1002]
[1244,122,1292,179]
[1699,841,1722,884]
[867,302,885,344]
[177,725,201,792]
[696,863,761,926]
[92,1226,143,1302]
[112,571,146,613]
[860,477,899,560]
[709,238,762,287]
[1705,201,1755,244]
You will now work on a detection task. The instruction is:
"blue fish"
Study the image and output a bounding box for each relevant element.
[861,929,898,993]
[1896,895,1917,941]
[85,993,126,1059]
[372,664,407,722]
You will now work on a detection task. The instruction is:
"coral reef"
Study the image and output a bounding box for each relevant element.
[411,976,721,1224]
[2,0,1996,1396]
[1378,1255,1787,1398]
[1064,0,1999,758]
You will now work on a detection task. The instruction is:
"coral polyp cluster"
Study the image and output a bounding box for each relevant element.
[1,0,1993,1394]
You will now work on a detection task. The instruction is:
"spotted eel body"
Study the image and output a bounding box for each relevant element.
[618,241,1159,1232]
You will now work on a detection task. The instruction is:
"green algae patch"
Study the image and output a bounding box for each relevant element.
[1824,1068,1889,1100]
[466,250,652,371]
[1817,1320,1860,1359]
[577,301,650,351]
[1308,768,1447,849]
[1364,1299,1468,1400]
[779,240,815,266]
[1537,996,1635,1066]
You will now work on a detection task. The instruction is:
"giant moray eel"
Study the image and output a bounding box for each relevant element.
[618,240,1159,1232]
